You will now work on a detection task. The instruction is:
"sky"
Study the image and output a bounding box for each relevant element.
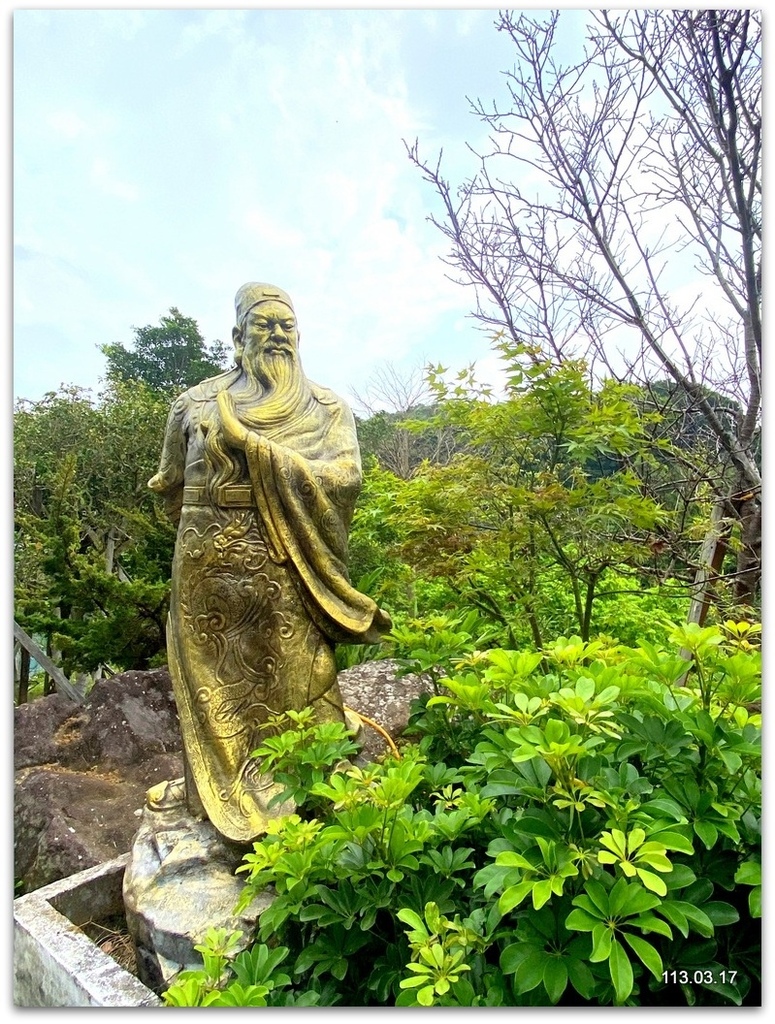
[12,4,574,411]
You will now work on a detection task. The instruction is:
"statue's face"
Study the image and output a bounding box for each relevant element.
[240,301,298,361]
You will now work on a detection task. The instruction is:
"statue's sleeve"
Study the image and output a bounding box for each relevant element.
[148,394,188,524]
[243,403,391,643]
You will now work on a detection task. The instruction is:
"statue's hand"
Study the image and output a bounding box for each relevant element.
[217,391,249,450]
[148,472,165,492]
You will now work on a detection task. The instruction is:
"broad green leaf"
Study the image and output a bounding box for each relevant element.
[622,933,662,980]
[628,828,646,850]
[420,944,446,969]
[565,908,599,932]
[719,750,742,774]
[417,985,435,1006]
[533,878,555,910]
[655,901,688,937]
[703,901,740,927]
[567,956,595,1000]
[683,878,714,904]
[693,820,719,849]
[499,941,541,976]
[749,887,762,918]
[609,939,634,1004]
[639,798,686,820]
[663,864,696,890]
[396,908,426,934]
[650,830,694,854]
[659,900,713,938]
[401,970,431,987]
[701,982,743,1006]
[512,813,560,838]
[496,851,535,871]
[576,677,595,702]
[499,881,534,914]
[590,923,612,963]
[715,818,741,842]
[331,957,348,981]
[635,867,667,896]
[631,913,673,939]
[543,957,569,1003]
[617,884,661,917]
[607,877,631,917]
[583,879,611,917]
[637,850,674,872]
[513,949,548,994]
[734,860,761,886]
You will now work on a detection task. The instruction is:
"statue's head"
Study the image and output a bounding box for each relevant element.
[234,283,294,329]
[232,283,301,388]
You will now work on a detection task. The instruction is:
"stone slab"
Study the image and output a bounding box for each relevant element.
[13,855,161,1006]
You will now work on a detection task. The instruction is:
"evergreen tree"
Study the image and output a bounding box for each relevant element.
[100,307,229,394]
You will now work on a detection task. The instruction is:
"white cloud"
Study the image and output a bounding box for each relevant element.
[13,8,513,404]
[47,110,90,139]
[172,9,249,57]
[243,207,306,250]
[90,157,139,201]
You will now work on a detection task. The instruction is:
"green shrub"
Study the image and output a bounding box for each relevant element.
[162,620,760,1007]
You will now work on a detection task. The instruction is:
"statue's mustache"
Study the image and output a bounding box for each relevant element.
[250,343,295,361]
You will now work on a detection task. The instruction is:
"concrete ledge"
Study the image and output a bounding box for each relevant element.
[14,855,162,1006]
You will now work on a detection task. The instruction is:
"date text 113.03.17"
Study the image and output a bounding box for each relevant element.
[662,969,737,986]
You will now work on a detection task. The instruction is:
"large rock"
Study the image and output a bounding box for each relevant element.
[14,667,181,772]
[14,757,182,893]
[14,668,184,894]
[14,691,82,770]
[338,658,431,763]
[14,659,430,892]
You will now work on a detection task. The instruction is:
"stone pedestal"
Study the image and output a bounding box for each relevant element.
[122,804,272,993]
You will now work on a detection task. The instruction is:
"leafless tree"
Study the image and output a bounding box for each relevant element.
[351,362,432,419]
[351,362,457,479]
[407,8,761,606]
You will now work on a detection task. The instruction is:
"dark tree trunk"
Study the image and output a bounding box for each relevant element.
[17,646,30,705]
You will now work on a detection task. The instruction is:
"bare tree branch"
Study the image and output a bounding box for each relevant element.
[405,8,761,601]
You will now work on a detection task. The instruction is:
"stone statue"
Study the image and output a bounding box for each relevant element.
[146,283,391,843]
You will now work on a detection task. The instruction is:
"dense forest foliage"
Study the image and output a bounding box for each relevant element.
[13,329,758,686]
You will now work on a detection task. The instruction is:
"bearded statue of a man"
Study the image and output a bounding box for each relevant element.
[147,283,391,843]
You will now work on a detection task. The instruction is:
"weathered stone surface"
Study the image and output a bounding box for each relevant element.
[14,659,428,892]
[14,856,161,1006]
[57,668,180,769]
[14,756,183,892]
[123,805,271,993]
[338,658,432,763]
[14,667,184,892]
[14,691,80,770]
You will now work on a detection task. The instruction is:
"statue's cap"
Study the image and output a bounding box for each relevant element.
[235,283,294,326]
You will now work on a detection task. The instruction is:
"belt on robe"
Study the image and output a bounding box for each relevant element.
[182,485,255,507]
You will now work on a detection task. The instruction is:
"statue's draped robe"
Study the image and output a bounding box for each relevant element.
[151,368,389,841]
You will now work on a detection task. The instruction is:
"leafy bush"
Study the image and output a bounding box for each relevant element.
[162,621,760,1007]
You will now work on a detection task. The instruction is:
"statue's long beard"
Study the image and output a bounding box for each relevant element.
[250,347,297,392]
[203,347,313,496]
[239,347,313,431]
